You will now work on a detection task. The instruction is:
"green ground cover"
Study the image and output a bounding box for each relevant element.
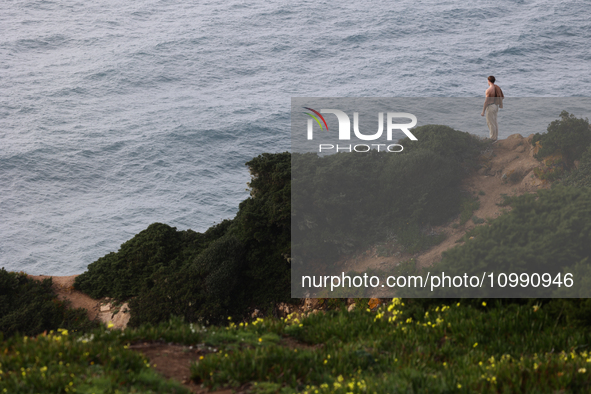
[2,300,591,393]
[0,327,190,393]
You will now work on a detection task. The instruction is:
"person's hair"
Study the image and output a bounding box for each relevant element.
[488,75,496,83]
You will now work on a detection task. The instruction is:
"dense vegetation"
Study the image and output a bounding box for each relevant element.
[3,300,591,393]
[0,269,97,338]
[72,125,483,326]
[292,125,484,265]
[561,145,591,188]
[407,185,591,298]
[68,114,591,322]
[74,152,292,326]
[0,325,192,393]
[382,112,591,302]
[532,111,591,169]
[291,149,464,262]
[192,300,591,393]
[73,222,230,300]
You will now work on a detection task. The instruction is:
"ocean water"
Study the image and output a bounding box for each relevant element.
[1,0,590,275]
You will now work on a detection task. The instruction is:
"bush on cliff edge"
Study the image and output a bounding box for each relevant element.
[533,111,591,169]
[74,152,292,326]
[74,220,232,300]
[0,269,97,338]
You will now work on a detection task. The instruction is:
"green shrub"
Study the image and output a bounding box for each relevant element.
[399,124,486,168]
[0,269,98,338]
[74,221,232,300]
[532,111,591,169]
[507,169,524,184]
[472,216,485,224]
[459,197,480,225]
[231,152,292,313]
[561,145,591,188]
[292,148,465,263]
[128,234,246,327]
[75,152,292,327]
[409,185,591,298]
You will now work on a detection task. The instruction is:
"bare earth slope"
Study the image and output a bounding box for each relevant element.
[339,133,549,274]
[28,274,130,329]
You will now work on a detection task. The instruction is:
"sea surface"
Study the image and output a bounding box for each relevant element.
[1,0,590,275]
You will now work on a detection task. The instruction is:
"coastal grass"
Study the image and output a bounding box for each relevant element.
[0,328,190,394]
[191,299,591,393]
[2,300,591,393]
[459,197,480,226]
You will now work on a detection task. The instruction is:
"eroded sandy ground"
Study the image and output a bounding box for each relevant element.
[29,274,130,329]
[339,133,549,277]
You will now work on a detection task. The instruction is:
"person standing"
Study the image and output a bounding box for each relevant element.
[481,76,504,141]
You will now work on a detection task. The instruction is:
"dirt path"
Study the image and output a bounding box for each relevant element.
[28,275,225,393]
[129,343,236,394]
[29,274,131,329]
[29,275,101,320]
[340,133,549,276]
